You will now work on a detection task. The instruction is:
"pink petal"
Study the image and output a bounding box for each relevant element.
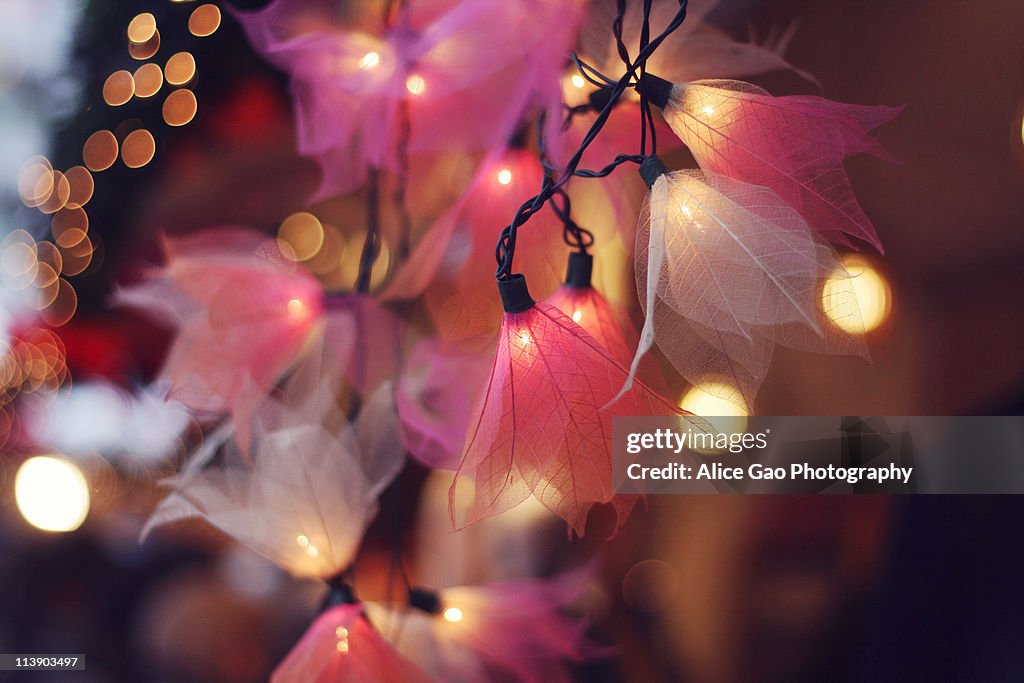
[659,79,899,252]
[272,606,432,683]
[396,338,492,470]
[451,298,707,537]
[120,229,323,416]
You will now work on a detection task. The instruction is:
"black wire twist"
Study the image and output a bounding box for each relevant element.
[494,0,689,279]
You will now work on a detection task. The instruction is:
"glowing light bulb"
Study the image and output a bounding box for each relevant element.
[518,331,532,345]
[496,168,512,185]
[570,74,586,88]
[305,544,319,558]
[572,310,582,323]
[679,383,749,438]
[296,534,309,547]
[287,298,306,316]
[443,607,463,623]
[702,105,714,116]
[358,51,380,70]
[405,74,426,95]
[15,456,90,532]
[682,205,693,218]
[335,626,349,653]
[821,255,891,333]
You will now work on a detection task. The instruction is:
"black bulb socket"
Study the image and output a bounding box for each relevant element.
[637,73,673,108]
[565,251,593,289]
[497,274,536,313]
[408,587,442,615]
[639,155,669,188]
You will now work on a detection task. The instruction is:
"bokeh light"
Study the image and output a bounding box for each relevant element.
[15,456,90,533]
[277,212,324,262]
[52,207,89,247]
[188,4,222,37]
[121,128,156,168]
[128,30,161,61]
[37,170,70,214]
[82,130,119,172]
[133,63,164,98]
[102,70,136,106]
[442,607,463,623]
[127,13,157,44]
[162,89,198,126]
[305,223,345,275]
[34,240,63,275]
[165,52,196,86]
[679,383,749,435]
[64,165,94,207]
[1,229,38,285]
[358,52,380,70]
[822,255,892,333]
[405,74,426,96]
[38,278,78,326]
[17,156,55,208]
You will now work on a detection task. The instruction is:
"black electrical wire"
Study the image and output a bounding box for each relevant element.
[355,168,382,293]
[494,0,689,279]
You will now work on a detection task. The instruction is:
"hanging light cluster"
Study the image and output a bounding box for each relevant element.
[121,0,900,680]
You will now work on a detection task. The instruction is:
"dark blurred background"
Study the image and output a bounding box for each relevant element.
[1,0,1023,681]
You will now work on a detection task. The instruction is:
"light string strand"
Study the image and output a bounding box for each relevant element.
[494,0,689,280]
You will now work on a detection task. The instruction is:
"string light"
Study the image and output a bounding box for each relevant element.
[496,168,512,185]
[335,626,350,653]
[822,255,891,333]
[442,607,463,623]
[358,52,380,70]
[405,74,426,95]
[679,384,749,437]
[570,74,586,88]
